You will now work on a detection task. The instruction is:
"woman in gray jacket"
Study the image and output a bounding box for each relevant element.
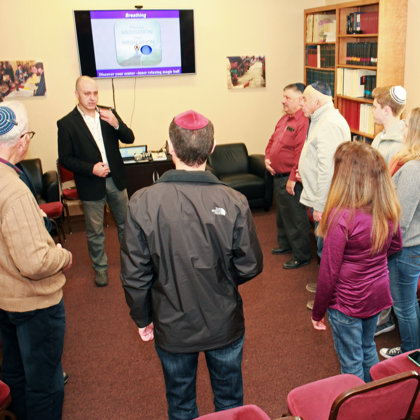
[380,107,420,358]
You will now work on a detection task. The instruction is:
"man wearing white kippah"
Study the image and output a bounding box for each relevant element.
[371,85,407,337]
[371,85,407,165]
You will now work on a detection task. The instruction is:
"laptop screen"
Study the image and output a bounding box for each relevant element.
[120,145,147,160]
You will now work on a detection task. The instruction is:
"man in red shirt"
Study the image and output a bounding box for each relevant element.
[265,83,311,269]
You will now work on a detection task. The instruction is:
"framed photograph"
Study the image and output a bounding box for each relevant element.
[227,56,265,89]
[0,60,46,99]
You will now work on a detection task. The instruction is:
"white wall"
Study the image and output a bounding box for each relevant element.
[1,0,322,171]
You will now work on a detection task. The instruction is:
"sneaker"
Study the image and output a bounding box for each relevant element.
[306,299,314,310]
[94,271,108,287]
[380,346,402,359]
[306,282,317,293]
[374,321,395,337]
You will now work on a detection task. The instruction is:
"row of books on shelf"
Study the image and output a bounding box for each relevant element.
[346,42,377,66]
[340,98,374,137]
[305,45,335,68]
[306,68,335,98]
[336,68,376,98]
[346,11,379,35]
[306,13,336,43]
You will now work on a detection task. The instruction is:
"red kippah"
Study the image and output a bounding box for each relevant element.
[174,110,209,130]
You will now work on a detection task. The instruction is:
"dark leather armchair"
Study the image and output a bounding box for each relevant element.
[207,143,273,210]
[20,158,59,203]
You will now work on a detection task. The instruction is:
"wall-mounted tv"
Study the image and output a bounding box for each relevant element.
[74,9,195,79]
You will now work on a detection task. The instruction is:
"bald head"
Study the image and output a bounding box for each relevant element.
[75,76,98,115]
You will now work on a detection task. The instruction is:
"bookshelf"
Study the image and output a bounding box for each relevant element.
[304,0,408,141]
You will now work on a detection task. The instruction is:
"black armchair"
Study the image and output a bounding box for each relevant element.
[20,158,59,203]
[207,143,273,210]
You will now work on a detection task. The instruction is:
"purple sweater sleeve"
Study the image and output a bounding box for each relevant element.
[312,218,347,321]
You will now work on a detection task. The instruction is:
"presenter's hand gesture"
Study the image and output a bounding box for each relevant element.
[98,108,119,128]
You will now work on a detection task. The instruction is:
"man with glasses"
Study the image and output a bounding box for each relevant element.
[57,75,135,287]
[0,101,72,419]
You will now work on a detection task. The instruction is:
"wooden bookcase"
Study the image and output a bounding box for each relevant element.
[304,0,407,141]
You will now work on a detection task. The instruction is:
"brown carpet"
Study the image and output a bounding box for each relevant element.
[60,209,401,419]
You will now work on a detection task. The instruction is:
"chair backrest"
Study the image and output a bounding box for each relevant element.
[330,370,420,420]
[208,143,249,176]
[20,158,43,197]
[196,404,271,419]
[56,160,75,184]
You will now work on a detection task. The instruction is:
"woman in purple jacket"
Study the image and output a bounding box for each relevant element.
[311,141,402,381]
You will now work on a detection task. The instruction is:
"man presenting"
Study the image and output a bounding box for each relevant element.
[265,82,311,269]
[121,110,263,420]
[58,75,134,287]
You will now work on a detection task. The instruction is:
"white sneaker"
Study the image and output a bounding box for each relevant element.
[380,346,402,359]
[306,282,317,293]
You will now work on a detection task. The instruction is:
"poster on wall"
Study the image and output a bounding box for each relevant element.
[0,60,46,99]
[227,56,266,89]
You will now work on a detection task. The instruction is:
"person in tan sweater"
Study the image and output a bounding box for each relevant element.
[0,101,72,420]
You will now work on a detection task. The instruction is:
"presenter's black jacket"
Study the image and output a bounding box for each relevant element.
[121,169,263,353]
[57,107,135,201]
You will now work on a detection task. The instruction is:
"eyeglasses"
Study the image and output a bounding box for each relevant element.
[20,131,36,140]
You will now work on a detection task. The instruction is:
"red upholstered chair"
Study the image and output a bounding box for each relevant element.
[195,404,271,419]
[287,371,420,420]
[57,160,80,234]
[0,380,16,420]
[370,349,420,419]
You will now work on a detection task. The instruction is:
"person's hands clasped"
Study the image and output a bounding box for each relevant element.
[92,162,110,177]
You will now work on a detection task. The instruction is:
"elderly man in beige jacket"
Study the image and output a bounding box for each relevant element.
[0,101,72,420]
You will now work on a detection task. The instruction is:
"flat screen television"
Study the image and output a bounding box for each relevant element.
[74,9,195,79]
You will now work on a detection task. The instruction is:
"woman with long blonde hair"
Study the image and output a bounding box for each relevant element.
[311,141,402,381]
[380,107,420,359]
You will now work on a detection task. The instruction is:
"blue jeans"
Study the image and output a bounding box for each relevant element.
[388,245,420,352]
[0,300,66,420]
[327,308,379,382]
[155,335,245,420]
[82,177,128,272]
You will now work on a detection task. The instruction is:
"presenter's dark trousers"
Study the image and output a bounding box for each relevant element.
[274,175,311,262]
[0,300,65,420]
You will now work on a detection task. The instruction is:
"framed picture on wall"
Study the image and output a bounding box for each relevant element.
[227,55,266,89]
[0,60,46,99]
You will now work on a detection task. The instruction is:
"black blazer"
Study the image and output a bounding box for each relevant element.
[57,107,135,201]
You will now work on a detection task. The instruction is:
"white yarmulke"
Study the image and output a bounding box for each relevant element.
[390,86,406,105]
[0,101,28,141]
[0,106,17,135]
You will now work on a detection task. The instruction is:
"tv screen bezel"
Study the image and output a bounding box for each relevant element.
[73,9,195,79]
